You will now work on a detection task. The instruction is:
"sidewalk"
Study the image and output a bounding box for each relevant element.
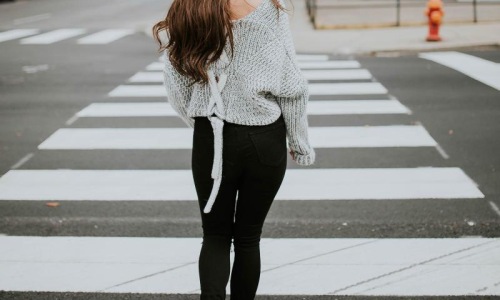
[289,0,500,55]
[143,0,500,56]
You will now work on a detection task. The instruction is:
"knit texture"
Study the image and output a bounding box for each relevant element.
[162,0,316,166]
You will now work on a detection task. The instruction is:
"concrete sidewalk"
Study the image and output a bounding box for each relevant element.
[143,0,500,56]
[289,0,500,55]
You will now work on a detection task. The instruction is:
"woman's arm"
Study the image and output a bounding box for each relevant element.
[162,50,195,128]
[274,6,316,166]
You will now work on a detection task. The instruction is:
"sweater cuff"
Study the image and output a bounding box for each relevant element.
[294,148,316,166]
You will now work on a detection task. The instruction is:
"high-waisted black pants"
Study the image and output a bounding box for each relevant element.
[192,113,287,300]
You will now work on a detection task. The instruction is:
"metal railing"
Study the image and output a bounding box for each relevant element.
[306,0,500,29]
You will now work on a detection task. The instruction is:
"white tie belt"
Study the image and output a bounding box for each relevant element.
[202,54,229,214]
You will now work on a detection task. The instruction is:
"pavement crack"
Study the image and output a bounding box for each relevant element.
[261,239,378,274]
[96,261,196,292]
[328,239,497,295]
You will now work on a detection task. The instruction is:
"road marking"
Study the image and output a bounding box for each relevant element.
[299,60,361,69]
[0,29,40,43]
[10,153,34,169]
[129,69,373,83]
[108,85,165,97]
[489,201,500,218]
[75,100,410,118]
[128,72,163,82]
[65,114,79,126]
[287,98,405,114]
[20,28,87,44]
[145,62,164,71]
[108,82,388,97]
[146,60,362,71]
[0,168,484,201]
[37,125,437,149]
[309,82,388,95]
[13,14,52,25]
[0,236,497,295]
[419,51,500,91]
[76,102,177,117]
[304,69,373,80]
[76,29,135,44]
[296,54,330,61]
[434,143,450,159]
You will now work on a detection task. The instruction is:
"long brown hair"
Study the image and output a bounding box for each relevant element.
[152,0,291,86]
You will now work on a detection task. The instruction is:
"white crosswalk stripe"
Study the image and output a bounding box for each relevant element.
[75,100,411,117]
[0,28,137,44]
[295,53,330,61]
[36,125,438,149]
[298,60,362,69]
[0,168,484,201]
[129,69,373,82]
[0,29,40,43]
[1,236,498,295]
[108,85,165,97]
[108,82,388,97]
[419,51,500,91]
[76,29,135,44]
[309,82,388,95]
[20,28,87,44]
[147,59,361,72]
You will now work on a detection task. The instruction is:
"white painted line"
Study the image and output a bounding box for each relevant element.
[77,29,135,45]
[0,168,484,201]
[108,85,165,97]
[10,153,34,169]
[298,60,361,69]
[36,125,437,149]
[20,28,87,44]
[414,121,449,159]
[434,143,450,159]
[109,82,387,97]
[13,14,51,25]
[296,54,330,61]
[128,72,163,83]
[0,236,497,295]
[307,99,411,115]
[0,29,40,43]
[77,102,178,117]
[146,60,362,71]
[145,62,163,71]
[304,69,373,80]
[489,201,500,218]
[65,114,79,126]
[76,29,135,44]
[419,51,500,91]
[75,100,410,117]
[132,69,373,82]
[309,82,388,95]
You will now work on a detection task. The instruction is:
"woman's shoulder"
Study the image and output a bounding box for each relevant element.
[232,0,288,31]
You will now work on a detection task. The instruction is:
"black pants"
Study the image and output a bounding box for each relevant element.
[192,114,287,300]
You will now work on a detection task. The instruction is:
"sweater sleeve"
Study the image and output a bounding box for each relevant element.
[273,5,316,166]
[162,50,195,129]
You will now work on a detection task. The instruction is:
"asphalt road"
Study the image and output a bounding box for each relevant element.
[1,0,499,299]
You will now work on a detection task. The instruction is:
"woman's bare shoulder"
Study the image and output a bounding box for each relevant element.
[229,0,265,20]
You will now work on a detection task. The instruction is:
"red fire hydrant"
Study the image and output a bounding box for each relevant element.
[424,0,444,41]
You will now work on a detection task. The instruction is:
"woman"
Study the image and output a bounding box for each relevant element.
[152,0,315,298]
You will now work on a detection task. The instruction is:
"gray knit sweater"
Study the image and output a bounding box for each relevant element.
[162,0,316,213]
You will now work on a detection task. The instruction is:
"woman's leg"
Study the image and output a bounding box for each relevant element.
[192,117,241,299]
[230,117,288,299]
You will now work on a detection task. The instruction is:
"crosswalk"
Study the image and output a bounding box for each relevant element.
[0,28,136,45]
[0,52,497,296]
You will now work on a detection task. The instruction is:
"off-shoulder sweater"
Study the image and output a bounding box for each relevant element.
[162,0,316,213]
